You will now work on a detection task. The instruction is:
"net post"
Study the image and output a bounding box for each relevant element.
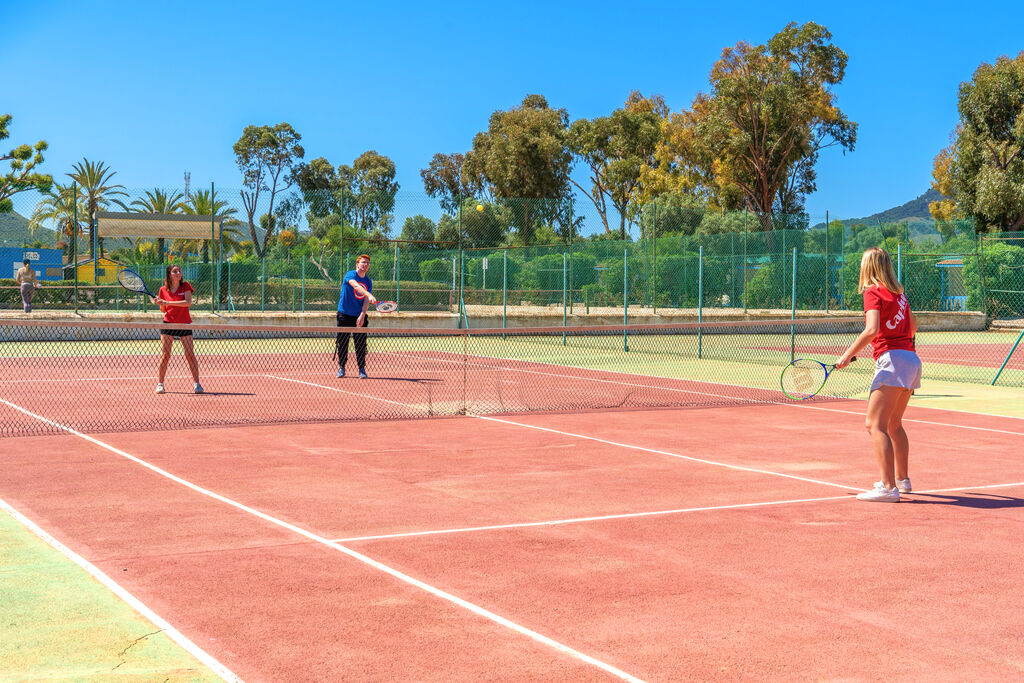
[992,327,1024,385]
[791,247,797,361]
[72,183,79,314]
[698,246,704,359]
[623,248,629,352]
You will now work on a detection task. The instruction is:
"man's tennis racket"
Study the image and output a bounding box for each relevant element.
[780,357,856,400]
[375,301,398,313]
[118,268,158,298]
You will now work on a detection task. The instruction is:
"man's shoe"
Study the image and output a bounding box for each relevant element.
[194,382,204,394]
[337,367,345,378]
[359,368,368,379]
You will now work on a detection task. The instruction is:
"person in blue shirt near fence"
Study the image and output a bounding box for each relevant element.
[336,254,377,379]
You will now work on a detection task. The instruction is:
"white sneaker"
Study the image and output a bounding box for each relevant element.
[155,383,165,394]
[896,478,912,493]
[194,382,204,394]
[856,482,900,502]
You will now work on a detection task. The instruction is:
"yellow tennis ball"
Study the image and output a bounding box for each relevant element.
[476,204,484,212]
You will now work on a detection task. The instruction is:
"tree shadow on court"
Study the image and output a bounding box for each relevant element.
[907,492,1024,509]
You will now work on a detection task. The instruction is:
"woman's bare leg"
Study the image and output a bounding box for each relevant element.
[158,335,173,383]
[180,336,200,383]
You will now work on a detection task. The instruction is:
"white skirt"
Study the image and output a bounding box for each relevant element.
[870,349,922,392]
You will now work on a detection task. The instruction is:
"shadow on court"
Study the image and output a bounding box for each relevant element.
[168,391,257,396]
[908,492,1024,509]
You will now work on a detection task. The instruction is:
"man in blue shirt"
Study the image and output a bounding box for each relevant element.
[336,254,377,378]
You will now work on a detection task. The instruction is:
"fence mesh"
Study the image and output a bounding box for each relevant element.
[3,189,1023,320]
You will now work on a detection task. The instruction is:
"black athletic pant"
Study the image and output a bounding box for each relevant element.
[336,312,368,369]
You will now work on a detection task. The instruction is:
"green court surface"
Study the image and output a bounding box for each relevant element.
[0,508,223,682]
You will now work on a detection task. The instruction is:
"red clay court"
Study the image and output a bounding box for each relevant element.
[2,319,1024,680]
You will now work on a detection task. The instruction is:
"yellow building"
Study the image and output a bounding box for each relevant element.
[65,257,124,284]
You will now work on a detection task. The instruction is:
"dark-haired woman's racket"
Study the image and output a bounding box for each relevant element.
[118,268,158,298]
[118,268,165,311]
[375,301,398,313]
[780,357,856,400]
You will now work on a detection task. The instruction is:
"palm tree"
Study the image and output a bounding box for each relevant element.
[183,188,242,262]
[29,182,87,264]
[66,159,128,258]
[130,188,187,261]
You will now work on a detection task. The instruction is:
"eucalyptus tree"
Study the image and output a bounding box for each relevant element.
[651,23,856,228]
[233,123,304,258]
[463,94,573,244]
[568,92,665,238]
[932,51,1024,231]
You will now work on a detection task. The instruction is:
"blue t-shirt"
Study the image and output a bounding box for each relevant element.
[338,270,372,316]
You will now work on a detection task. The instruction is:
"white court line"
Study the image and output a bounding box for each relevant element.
[333,495,852,543]
[0,496,241,683]
[263,374,858,490]
[0,396,644,683]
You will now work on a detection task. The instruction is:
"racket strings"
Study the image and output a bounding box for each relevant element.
[781,360,828,399]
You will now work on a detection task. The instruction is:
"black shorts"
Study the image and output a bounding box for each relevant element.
[161,328,193,338]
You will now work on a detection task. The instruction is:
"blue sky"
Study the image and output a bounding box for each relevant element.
[3,0,1023,232]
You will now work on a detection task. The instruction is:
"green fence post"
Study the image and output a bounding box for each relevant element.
[72,184,79,314]
[824,210,830,312]
[790,247,797,361]
[623,248,629,352]
[301,255,306,312]
[210,182,216,314]
[502,249,507,338]
[992,328,1024,385]
[395,242,401,311]
[731,232,736,308]
[742,210,748,313]
[698,246,704,359]
[261,257,266,312]
[562,252,567,346]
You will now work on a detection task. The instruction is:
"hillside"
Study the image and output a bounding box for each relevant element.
[860,189,942,223]
[0,211,56,247]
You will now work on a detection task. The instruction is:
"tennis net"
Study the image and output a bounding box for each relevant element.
[0,317,871,436]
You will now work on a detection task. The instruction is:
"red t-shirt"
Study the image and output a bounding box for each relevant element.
[158,281,193,324]
[863,284,914,359]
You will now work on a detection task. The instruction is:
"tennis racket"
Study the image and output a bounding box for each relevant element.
[117,268,158,298]
[375,301,398,313]
[780,357,856,400]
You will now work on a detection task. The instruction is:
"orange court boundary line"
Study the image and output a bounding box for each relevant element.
[0,395,646,683]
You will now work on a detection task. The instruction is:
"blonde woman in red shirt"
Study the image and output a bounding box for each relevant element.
[153,264,203,394]
[836,247,922,502]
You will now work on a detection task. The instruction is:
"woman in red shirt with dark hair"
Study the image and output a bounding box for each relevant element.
[836,247,922,502]
[153,264,203,394]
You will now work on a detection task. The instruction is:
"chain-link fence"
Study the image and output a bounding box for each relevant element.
[2,188,1023,320]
